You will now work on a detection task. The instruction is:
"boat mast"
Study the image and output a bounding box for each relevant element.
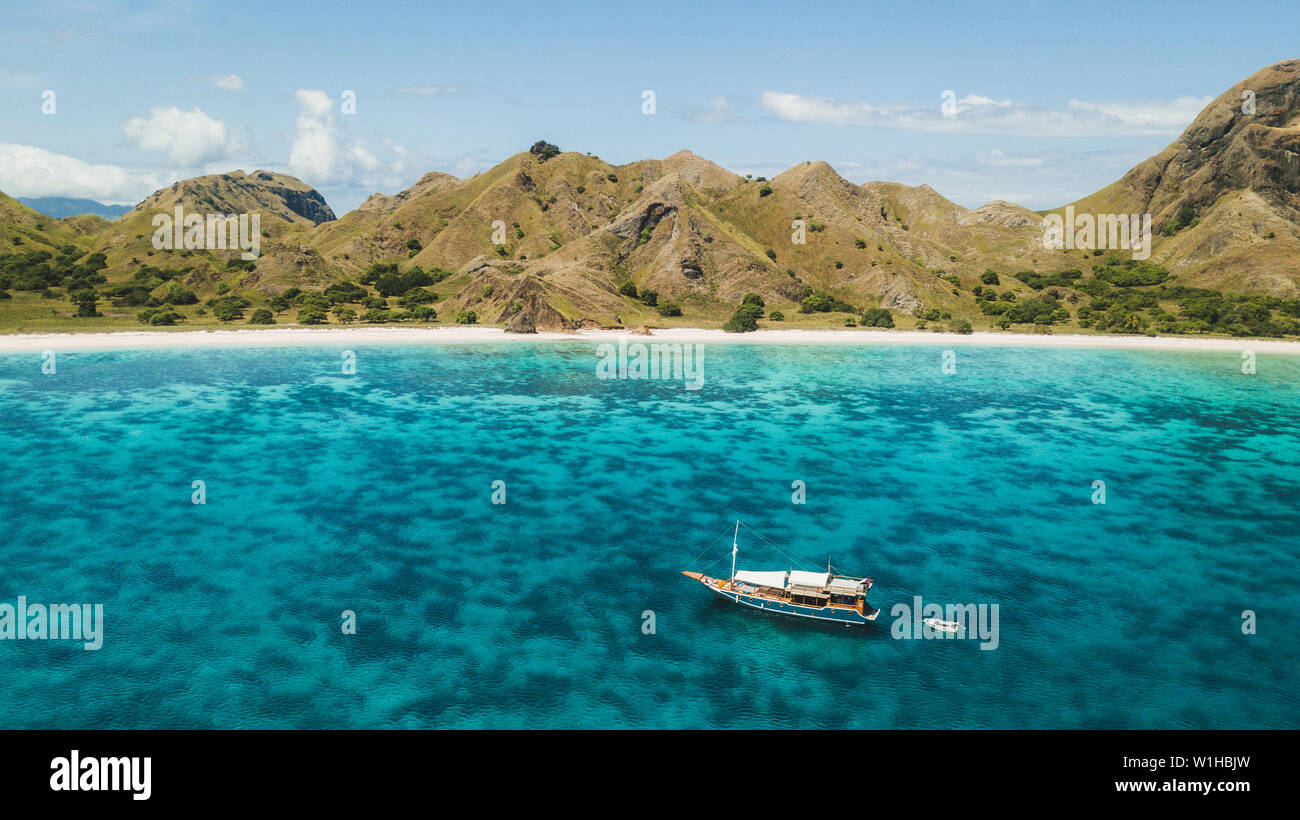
[731,520,739,581]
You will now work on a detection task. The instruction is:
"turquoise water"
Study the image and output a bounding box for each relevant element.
[0,341,1296,729]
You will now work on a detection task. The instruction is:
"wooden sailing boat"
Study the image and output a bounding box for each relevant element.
[682,522,879,626]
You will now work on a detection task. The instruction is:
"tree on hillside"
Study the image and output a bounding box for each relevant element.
[71,290,99,317]
[529,141,560,162]
[723,301,764,333]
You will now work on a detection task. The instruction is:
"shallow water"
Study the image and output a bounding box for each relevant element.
[0,341,1295,728]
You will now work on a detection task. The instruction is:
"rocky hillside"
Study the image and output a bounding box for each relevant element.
[123,170,336,226]
[1056,59,1300,296]
[246,147,1090,331]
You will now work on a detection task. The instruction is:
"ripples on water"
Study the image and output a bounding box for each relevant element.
[0,342,1295,728]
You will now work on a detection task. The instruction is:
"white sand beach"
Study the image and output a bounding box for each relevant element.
[1,325,1298,354]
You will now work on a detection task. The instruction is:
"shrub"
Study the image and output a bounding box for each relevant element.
[358,264,396,286]
[137,307,183,325]
[212,300,245,322]
[375,268,436,297]
[768,310,784,321]
[111,287,152,307]
[529,140,560,162]
[758,184,773,197]
[723,302,763,332]
[297,307,328,325]
[981,270,1000,285]
[297,293,328,311]
[619,282,638,298]
[1092,260,1169,287]
[399,287,437,307]
[656,302,682,317]
[1160,204,1198,236]
[456,310,478,324]
[860,308,894,328]
[1014,269,1083,290]
[799,290,855,314]
[324,281,367,303]
[161,282,198,305]
[248,309,274,325]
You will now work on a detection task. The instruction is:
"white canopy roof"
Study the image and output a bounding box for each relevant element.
[788,570,830,589]
[826,577,866,594]
[734,570,787,589]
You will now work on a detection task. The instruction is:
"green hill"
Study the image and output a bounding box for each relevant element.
[5,63,1300,338]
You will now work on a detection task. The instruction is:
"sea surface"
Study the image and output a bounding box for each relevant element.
[0,341,1296,729]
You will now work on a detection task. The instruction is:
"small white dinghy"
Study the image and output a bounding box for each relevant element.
[923,616,962,634]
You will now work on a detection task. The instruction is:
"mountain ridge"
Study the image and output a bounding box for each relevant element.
[4,62,1300,337]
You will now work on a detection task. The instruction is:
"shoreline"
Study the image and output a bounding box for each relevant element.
[0,325,1296,354]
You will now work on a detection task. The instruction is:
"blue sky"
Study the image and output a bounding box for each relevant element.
[1,0,1296,213]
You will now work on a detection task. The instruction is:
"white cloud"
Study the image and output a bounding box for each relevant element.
[122,105,237,166]
[389,143,412,176]
[289,89,345,181]
[288,89,417,194]
[1064,97,1211,134]
[686,96,739,124]
[212,74,244,91]
[760,90,1213,137]
[0,143,160,203]
[392,85,458,96]
[349,142,381,172]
